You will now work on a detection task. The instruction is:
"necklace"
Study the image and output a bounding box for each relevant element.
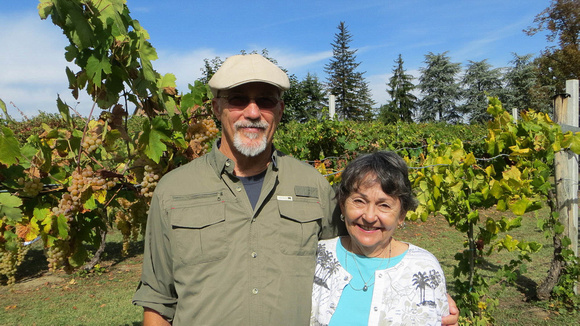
[344,239,392,292]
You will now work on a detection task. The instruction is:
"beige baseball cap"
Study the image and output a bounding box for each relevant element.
[208,54,290,97]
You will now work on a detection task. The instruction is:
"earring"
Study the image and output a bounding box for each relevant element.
[398,221,406,229]
[340,214,345,222]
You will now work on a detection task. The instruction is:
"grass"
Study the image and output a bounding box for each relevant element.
[1,208,579,325]
[0,233,144,326]
[398,207,580,325]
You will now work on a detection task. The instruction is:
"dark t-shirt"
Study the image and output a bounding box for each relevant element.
[238,170,267,210]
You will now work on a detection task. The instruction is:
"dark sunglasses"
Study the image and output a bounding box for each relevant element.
[218,95,280,109]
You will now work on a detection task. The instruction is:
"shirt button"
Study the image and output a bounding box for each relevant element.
[343,276,348,281]
[252,288,259,295]
[374,306,378,312]
[378,274,382,278]
[330,303,335,309]
[251,252,258,258]
[236,186,242,192]
[225,161,231,167]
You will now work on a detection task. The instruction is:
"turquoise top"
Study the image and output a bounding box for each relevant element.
[329,239,407,326]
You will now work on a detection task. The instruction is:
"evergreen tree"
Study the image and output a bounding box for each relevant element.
[282,73,327,123]
[324,21,374,120]
[460,60,503,123]
[500,53,551,113]
[380,54,416,124]
[417,52,462,123]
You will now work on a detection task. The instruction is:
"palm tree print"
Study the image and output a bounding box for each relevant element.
[413,269,442,307]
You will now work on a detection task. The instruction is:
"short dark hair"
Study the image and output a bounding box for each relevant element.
[336,151,418,212]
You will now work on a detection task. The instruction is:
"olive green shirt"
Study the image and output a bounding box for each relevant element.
[132,144,339,325]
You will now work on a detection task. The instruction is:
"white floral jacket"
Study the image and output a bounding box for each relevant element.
[311,238,449,326]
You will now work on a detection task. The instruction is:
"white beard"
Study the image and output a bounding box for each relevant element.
[233,121,269,157]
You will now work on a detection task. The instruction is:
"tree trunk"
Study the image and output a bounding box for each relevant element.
[537,234,564,300]
[82,229,107,271]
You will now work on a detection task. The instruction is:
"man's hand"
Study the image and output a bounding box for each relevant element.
[143,308,171,326]
[441,293,459,326]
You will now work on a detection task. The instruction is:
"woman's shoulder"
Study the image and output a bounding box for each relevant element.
[403,243,443,265]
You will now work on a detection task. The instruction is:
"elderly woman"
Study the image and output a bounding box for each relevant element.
[311,151,449,325]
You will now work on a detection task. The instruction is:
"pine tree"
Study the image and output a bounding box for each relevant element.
[380,54,416,123]
[500,53,550,113]
[325,21,374,120]
[460,60,503,123]
[282,73,327,123]
[417,52,462,123]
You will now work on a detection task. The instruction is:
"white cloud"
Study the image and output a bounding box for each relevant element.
[0,13,88,119]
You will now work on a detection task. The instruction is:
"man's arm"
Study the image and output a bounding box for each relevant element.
[144,308,171,326]
[441,293,459,326]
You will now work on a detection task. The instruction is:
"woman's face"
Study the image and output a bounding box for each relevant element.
[342,180,405,257]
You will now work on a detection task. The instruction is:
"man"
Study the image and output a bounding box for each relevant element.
[133,54,458,325]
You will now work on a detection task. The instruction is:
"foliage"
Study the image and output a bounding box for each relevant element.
[500,53,552,114]
[460,60,503,124]
[1,112,84,145]
[526,0,580,93]
[417,52,462,123]
[407,97,580,323]
[324,21,374,121]
[281,73,328,123]
[379,54,416,124]
[0,0,219,284]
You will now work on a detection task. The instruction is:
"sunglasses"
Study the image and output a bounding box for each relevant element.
[217,95,280,109]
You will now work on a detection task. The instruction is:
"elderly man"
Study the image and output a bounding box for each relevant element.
[133,54,458,325]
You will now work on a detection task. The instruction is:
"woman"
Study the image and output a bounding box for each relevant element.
[311,151,449,325]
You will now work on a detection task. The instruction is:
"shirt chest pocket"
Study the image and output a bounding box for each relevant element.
[170,193,230,265]
[277,198,323,256]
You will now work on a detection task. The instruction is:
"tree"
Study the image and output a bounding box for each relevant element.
[417,52,462,123]
[324,21,374,121]
[460,60,503,123]
[379,54,417,124]
[525,0,580,93]
[500,53,551,113]
[282,73,327,123]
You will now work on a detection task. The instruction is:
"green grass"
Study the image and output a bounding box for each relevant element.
[398,208,580,326]
[0,232,144,326]
[1,209,579,325]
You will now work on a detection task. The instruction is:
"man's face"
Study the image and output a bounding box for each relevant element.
[213,82,284,158]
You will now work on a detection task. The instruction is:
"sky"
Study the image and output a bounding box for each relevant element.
[0,0,554,120]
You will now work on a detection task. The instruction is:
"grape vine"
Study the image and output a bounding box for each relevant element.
[0,0,218,284]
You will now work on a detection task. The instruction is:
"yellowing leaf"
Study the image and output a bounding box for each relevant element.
[94,189,107,204]
[508,197,530,216]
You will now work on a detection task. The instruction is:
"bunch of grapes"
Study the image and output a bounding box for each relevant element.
[186,117,219,156]
[0,243,29,285]
[115,198,133,256]
[52,193,76,222]
[140,165,159,198]
[17,177,43,197]
[114,198,147,256]
[46,239,71,273]
[81,131,103,154]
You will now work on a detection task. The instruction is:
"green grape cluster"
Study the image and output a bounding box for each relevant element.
[186,118,219,155]
[140,165,159,198]
[52,166,119,222]
[114,198,147,256]
[46,239,70,273]
[0,243,29,285]
[17,177,43,197]
[81,131,103,154]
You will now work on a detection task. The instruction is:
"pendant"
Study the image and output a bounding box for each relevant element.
[363,285,368,291]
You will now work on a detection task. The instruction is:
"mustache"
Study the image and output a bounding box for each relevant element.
[234,121,269,130]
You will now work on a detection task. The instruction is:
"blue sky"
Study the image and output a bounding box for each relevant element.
[1,0,553,119]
